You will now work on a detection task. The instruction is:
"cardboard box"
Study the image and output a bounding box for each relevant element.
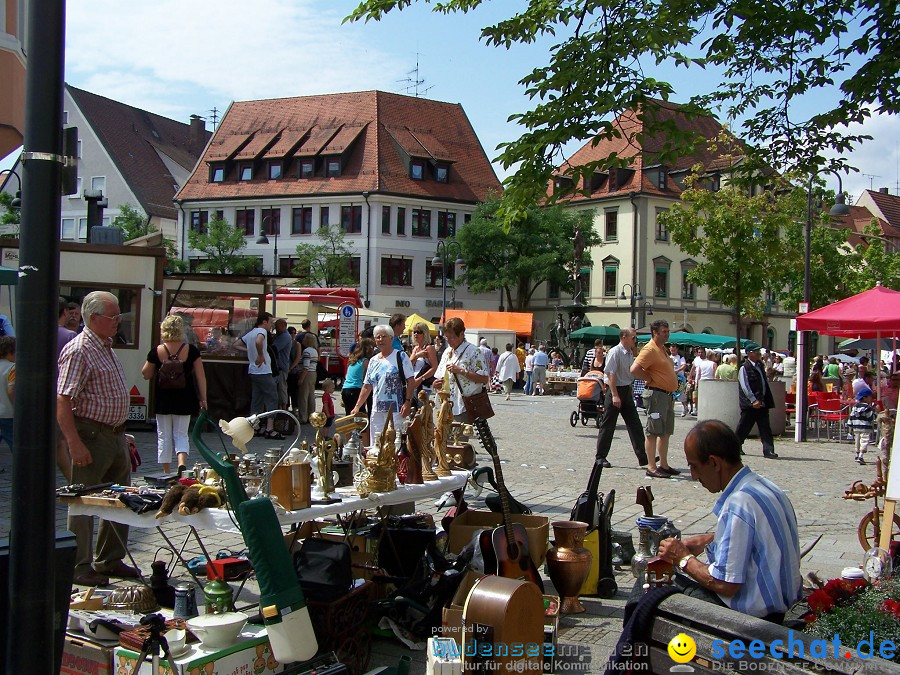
[427,636,462,675]
[440,570,482,646]
[447,511,550,567]
[61,633,114,675]
[114,624,283,674]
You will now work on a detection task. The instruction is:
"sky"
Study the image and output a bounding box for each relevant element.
[2,0,898,201]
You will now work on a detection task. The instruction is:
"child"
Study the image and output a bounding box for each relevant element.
[847,387,877,464]
[321,378,336,439]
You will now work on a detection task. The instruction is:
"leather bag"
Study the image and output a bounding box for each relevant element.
[454,372,494,421]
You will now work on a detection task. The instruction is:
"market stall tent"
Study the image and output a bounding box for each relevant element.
[444,310,533,338]
[796,284,900,337]
[402,313,437,335]
[568,325,620,345]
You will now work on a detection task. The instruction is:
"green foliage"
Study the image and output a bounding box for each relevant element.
[661,173,801,344]
[455,194,599,311]
[805,577,900,662]
[292,225,357,287]
[162,237,188,273]
[187,217,258,274]
[111,203,154,241]
[346,0,894,222]
[0,192,20,237]
[845,223,900,293]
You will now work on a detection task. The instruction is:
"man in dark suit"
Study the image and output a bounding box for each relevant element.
[737,343,778,458]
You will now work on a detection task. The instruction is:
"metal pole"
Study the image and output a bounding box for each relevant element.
[7,0,66,670]
[797,175,813,442]
[272,226,278,317]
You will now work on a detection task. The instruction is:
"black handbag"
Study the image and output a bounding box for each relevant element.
[293,537,352,602]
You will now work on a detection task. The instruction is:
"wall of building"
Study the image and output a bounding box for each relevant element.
[0,0,26,157]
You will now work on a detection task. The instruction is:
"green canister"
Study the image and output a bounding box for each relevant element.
[203,577,233,614]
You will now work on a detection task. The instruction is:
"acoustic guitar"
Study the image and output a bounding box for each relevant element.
[472,418,544,591]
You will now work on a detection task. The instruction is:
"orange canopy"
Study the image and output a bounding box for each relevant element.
[444,310,533,337]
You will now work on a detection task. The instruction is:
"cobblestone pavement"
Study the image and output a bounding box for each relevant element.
[0,390,879,673]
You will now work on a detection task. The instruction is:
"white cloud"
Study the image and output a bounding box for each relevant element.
[65,0,407,120]
[822,111,900,201]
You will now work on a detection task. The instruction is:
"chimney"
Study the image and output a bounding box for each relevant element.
[879,187,889,194]
[189,115,206,156]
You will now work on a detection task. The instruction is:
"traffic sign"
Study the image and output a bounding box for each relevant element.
[337,303,357,357]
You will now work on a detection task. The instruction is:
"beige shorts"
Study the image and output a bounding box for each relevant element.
[645,389,675,437]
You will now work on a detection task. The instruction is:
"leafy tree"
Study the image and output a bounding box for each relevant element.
[111,203,154,241]
[292,224,357,287]
[844,223,900,293]
[187,216,258,274]
[455,195,598,311]
[661,173,803,348]
[0,192,20,237]
[162,237,188,274]
[347,0,894,222]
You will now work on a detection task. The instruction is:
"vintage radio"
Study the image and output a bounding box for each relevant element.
[461,576,544,674]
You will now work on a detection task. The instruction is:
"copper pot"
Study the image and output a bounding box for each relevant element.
[546,521,592,614]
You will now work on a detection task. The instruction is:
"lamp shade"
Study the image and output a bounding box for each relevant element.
[219,417,255,454]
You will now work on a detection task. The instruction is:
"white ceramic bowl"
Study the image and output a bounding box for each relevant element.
[186,612,247,650]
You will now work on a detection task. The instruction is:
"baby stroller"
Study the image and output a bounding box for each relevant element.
[571,370,605,427]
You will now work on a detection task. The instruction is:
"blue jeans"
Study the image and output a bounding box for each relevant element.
[524,371,534,396]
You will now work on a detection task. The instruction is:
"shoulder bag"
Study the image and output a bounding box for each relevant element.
[453,370,494,421]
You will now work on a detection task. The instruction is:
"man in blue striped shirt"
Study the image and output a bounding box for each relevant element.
[658,420,801,622]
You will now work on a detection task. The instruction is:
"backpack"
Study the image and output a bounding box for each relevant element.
[157,343,186,390]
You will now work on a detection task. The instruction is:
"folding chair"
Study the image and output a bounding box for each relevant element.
[816,396,849,442]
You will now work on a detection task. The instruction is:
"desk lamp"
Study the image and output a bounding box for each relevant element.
[191,410,317,663]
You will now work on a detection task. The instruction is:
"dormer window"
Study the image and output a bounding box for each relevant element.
[553,175,573,195]
[434,164,449,183]
[210,166,224,183]
[657,167,667,190]
[326,158,341,178]
[239,165,252,181]
[299,160,314,178]
[410,160,425,181]
[609,170,618,192]
[268,162,282,180]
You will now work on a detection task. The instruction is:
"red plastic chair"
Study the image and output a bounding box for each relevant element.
[816,396,849,442]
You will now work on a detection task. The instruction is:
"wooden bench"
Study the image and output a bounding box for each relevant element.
[645,594,900,673]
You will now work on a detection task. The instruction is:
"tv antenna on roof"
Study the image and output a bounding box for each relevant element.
[861,173,880,190]
[398,53,434,97]
[208,107,220,131]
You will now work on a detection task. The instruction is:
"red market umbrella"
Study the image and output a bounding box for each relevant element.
[796,284,900,337]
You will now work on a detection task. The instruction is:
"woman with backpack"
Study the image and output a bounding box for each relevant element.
[141,314,207,474]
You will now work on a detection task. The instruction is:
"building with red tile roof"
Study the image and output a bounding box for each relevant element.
[175,90,502,319]
[1,85,210,243]
[544,101,794,350]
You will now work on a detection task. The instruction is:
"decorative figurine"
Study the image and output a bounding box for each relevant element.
[310,412,341,503]
[404,403,425,484]
[365,404,398,492]
[433,389,453,477]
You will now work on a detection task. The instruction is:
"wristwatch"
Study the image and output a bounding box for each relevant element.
[678,554,695,571]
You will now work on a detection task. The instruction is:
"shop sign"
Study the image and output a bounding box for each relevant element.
[337,303,357,357]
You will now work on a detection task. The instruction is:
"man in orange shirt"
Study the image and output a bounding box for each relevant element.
[631,319,679,479]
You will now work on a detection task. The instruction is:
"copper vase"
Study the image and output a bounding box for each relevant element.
[546,521,592,614]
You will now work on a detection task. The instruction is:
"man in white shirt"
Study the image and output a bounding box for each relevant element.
[690,347,717,416]
[241,312,281,439]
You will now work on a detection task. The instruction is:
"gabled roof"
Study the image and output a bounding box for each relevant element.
[859,189,900,238]
[67,85,211,220]
[552,100,745,203]
[177,90,500,204]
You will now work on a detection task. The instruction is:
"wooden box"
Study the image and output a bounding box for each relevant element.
[270,463,311,511]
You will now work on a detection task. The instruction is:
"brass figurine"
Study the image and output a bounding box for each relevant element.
[433,389,453,477]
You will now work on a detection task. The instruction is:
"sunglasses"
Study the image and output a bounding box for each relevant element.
[413,330,423,334]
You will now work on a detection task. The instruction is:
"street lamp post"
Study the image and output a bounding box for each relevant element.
[797,172,851,442]
[256,214,279,317]
[619,283,642,329]
[432,240,463,332]
[0,169,23,210]
[642,302,653,327]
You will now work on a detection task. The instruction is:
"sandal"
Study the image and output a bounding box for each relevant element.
[263,429,284,440]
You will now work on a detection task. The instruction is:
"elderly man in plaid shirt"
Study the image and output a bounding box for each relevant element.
[58,291,138,587]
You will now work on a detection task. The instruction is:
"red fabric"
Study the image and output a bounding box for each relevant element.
[796,285,900,337]
[322,391,335,418]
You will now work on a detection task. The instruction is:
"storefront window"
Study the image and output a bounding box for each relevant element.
[60,284,141,348]
[165,290,264,360]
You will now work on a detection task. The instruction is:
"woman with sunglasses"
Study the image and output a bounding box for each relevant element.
[409,322,438,404]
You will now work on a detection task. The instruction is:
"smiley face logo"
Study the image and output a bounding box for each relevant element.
[668,633,697,663]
